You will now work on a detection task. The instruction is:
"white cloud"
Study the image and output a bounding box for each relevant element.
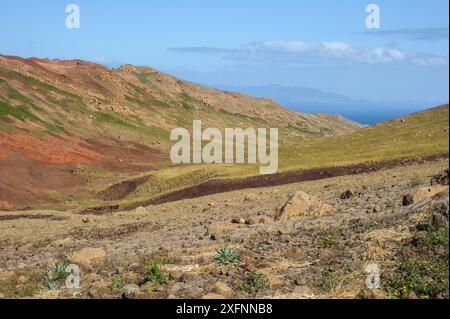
[170,41,448,67]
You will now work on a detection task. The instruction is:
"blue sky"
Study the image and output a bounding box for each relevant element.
[0,0,448,103]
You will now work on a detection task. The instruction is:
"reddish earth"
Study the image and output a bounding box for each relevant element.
[82,139,163,172]
[0,130,162,209]
[0,131,101,164]
[0,153,85,208]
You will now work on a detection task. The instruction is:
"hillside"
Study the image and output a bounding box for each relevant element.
[76,105,449,212]
[0,55,360,209]
[279,104,449,170]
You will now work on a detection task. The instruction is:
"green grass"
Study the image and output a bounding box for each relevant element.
[134,71,153,84]
[0,67,80,100]
[386,201,396,209]
[320,237,337,248]
[219,109,267,125]
[0,78,44,112]
[140,261,167,286]
[137,252,176,286]
[94,111,135,128]
[410,176,423,187]
[316,267,347,294]
[0,98,42,122]
[234,271,270,294]
[279,105,449,171]
[109,275,125,290]
[0,272,41,298]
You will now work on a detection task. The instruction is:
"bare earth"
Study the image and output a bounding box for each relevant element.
[0,158,448,299]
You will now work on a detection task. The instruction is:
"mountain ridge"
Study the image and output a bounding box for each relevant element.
[0,54,360,209]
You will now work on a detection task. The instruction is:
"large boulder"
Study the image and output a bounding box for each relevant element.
[212,282,233,298]
[274,191,331,221]
[69,247,106,269]
[402,185,449,206]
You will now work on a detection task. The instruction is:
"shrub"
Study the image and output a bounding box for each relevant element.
[320,237,337,248]
[383,223,449,299]
[140,261,167,286]
[235,272,270,293]
[109,275,125,290]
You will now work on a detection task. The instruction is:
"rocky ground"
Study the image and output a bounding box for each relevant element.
[0,159,448,299]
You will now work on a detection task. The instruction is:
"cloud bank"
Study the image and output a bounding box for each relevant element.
[169,41,448,67]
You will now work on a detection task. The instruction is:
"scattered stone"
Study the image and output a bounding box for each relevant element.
[433,202,449,217]
[231,218,246,224]
[212,282,233,298]
[121,284,141,299]
[283,247,302,259]
[274,191,331,221]
[402,194,414,206]
[135,207,148,214]
[169,283,183,294]
[408,291,419,299]
[357,288,387,299]
[169,271,184,282]
[87,287,103,299]
[294,276,306,286]
[245,218,256,225]
[431,170,449,186]
[82,215,96,223]
[208,221,235,240]
[432,213,448,228]
[292,286,313,297]
[17,275,27,284]
[340,190,355,200]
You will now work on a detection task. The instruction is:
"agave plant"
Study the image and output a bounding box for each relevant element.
[214,246,240,266]
[41,259,71,290]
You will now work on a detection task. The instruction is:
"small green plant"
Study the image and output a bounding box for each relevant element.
[424,223,449,255]
[386,201,396,209]
[140,261,167,286]
[383,223,449,299]
[316,268,345,294]
[410,176,423,188]
[383,257,448,299]
[320,237,337,248]
[214,246,240,266]
[235,271,270,293]
[41,259,71,290]
[109,275,125,290]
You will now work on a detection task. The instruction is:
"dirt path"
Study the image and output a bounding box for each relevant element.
[103,153,448,212]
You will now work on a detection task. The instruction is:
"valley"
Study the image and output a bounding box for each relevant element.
[0,55,448,300]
